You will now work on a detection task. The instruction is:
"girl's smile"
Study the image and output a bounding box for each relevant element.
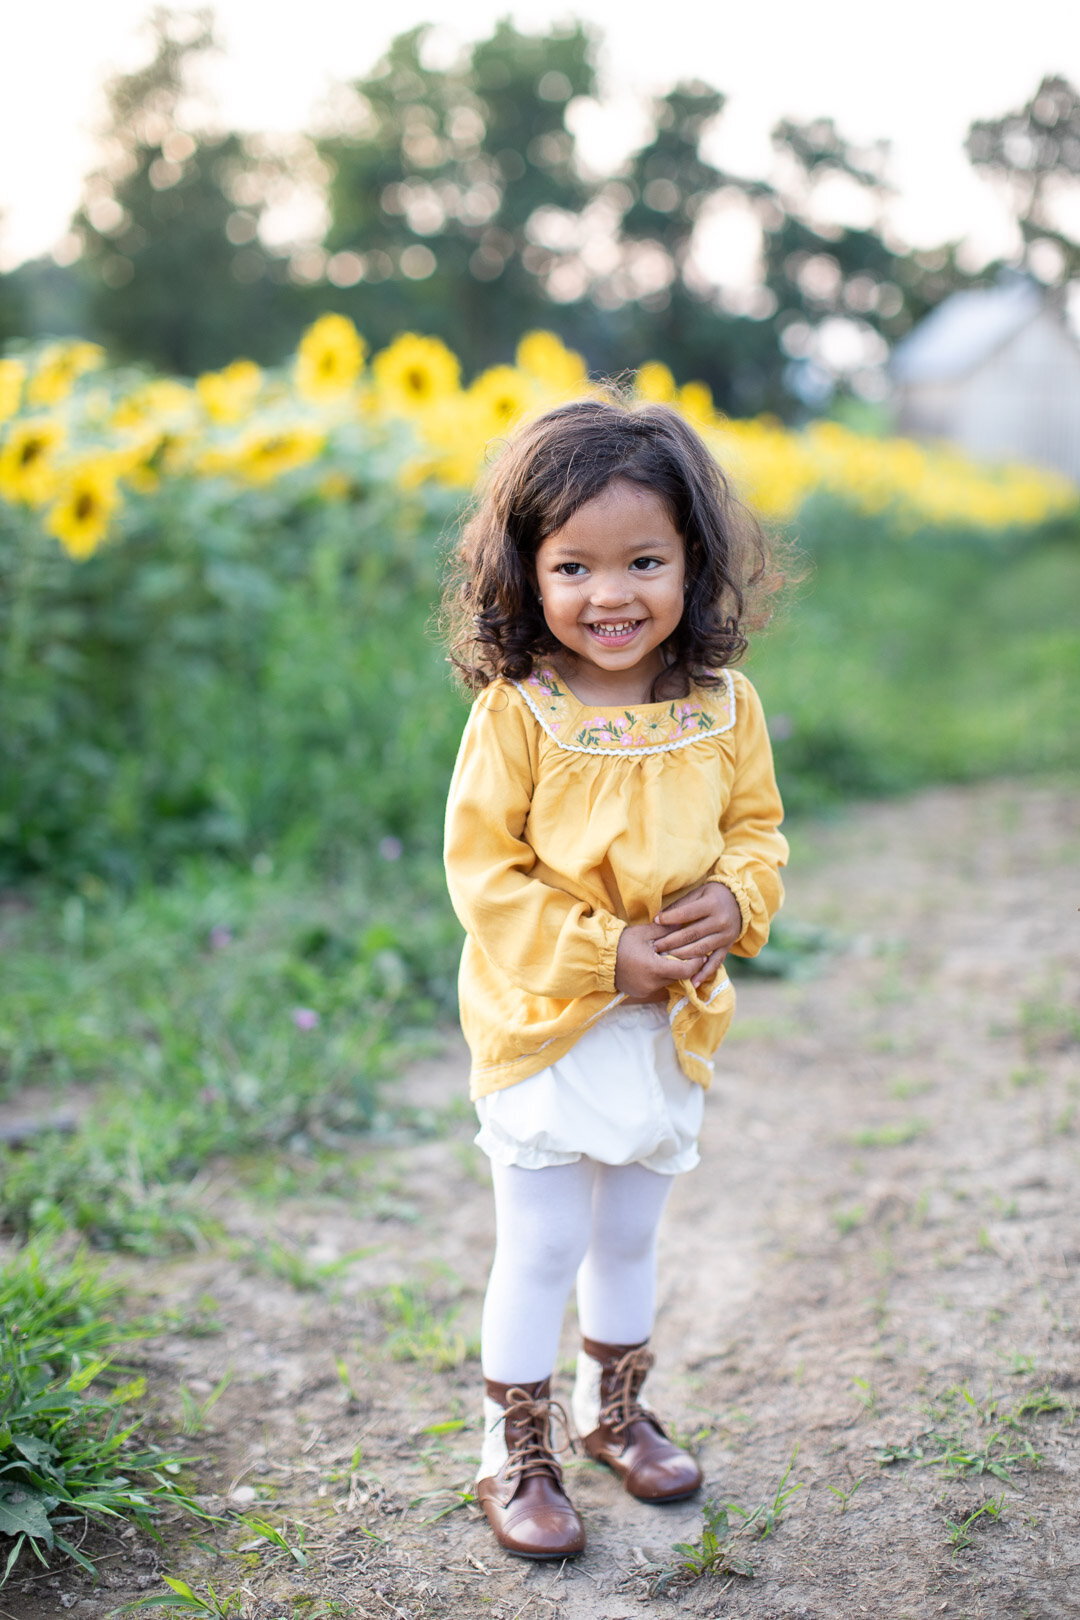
[534,480,686,705]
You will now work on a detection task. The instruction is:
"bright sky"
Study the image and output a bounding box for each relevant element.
[3,0,1079,276]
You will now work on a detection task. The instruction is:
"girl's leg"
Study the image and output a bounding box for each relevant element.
[482,1159,595,1381]
[575,1160,674,1345]
[573,1162,701,1503]
[477,1160,595,1560]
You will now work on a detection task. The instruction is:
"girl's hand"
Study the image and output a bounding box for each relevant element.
[654,882,743,988]
[615,923,705,998]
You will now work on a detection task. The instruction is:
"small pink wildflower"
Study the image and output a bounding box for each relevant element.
[208,925,233,950]
[378,836,403,862]
[291,1007,320,1031]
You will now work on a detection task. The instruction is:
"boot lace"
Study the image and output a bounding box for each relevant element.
[496,1388,575,1485]
[597,1346,656,1437]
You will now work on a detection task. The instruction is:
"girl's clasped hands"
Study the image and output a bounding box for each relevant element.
[615,880,744,998]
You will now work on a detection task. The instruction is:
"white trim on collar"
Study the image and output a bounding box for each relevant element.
[514,667,736,756]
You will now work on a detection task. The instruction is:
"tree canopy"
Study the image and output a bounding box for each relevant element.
[8,9,1070,416]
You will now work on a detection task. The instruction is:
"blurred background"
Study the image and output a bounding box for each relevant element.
[0,0,1078,1242]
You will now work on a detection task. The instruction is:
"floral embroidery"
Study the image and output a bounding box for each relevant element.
[516,667,735,754]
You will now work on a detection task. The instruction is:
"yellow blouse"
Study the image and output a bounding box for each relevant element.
[443,665,788,1099]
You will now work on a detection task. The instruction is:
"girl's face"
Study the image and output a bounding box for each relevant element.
[533,479,686,704]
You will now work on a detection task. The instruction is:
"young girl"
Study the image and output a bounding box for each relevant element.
[442,396,788,1560]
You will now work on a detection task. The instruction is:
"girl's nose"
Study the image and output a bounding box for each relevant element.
[589,573,635,606]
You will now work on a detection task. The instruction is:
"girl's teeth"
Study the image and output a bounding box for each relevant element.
[592,622,636,636]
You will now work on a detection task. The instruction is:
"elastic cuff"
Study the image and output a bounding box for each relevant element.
[597,916,627,993]
[705,872,752,941]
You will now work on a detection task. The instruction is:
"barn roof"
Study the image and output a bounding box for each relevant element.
[891,277,1047,385]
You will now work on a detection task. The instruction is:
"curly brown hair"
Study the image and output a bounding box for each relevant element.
[443,394,777,696]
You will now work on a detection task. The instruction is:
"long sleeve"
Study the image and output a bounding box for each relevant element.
[706,675,788,957]
[444,689,626,999]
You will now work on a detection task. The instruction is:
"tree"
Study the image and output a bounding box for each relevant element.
[74,8,300,372]
[966,74,1080,284]
[316,21,598,367]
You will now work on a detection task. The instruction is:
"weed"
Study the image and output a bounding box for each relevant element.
[411,1485,477,1524]
[849,1118,930,1149]
[826,1476,863,1512]
[943,1493,1007,1553]
[832,1203,866,1236]
[120,1576,245,1615]
[0,1240,204,1587]
[852,1377,878,1415]
[378,1280,479,1369]
[889,1075,933,1100]
[243,1237,375,1293]
[663,1446,806,1589]
[178,1369,234,1436]
[1019,991,1080,1057]
[237,1513,308,1567]
[665,1420,714,1453]
[1053,1103,1075,1134]
[876,1381,1069,1482]
[333,1355,362,1408]
[168,1295,225,1338]
[671,1497,754,1579]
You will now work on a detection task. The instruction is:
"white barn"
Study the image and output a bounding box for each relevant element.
[890,277,1080,482]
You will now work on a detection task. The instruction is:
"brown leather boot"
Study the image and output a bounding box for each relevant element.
[576,1338,703,1502]
[475,1378,586,1560]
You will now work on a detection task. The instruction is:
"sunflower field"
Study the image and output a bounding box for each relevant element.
[1,315,1078,885]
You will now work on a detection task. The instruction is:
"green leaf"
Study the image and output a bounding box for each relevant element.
[52,1532,97,1575]
[2,1536,25,1585]
[0,1488,55,1546]
[12,1435,57,1468]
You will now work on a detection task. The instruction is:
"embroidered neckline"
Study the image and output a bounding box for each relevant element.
[514,666,736,755]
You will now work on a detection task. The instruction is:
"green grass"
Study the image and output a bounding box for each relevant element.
[848,1118,930,1149]
[0,857,460,1248]
[750,508,1080,812]
[0,1240,200,1585]
[875,1380,1072,1481]
[377,1278,479,1369]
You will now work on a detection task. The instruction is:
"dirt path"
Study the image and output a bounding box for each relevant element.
[10,781,1080,1620]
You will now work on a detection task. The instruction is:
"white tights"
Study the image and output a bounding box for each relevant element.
[480,1159,675,1384]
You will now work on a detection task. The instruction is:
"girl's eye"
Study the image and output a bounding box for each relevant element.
[555,562,586,576]
[630,556,662,571]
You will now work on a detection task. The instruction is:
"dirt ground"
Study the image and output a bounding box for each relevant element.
[6,780,1080,1620]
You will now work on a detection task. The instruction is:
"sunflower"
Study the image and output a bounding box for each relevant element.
[199,424,325,485]
[403,397,486,489]
[372,333,461,414]
[295,314,367,402]
[0,417,66,505]
[196,359,263,423]
[112,379,198,433]
[239,425,325,484]
[0,358,26,424]
[467,365,537,436]
[26,342,105,408]
[635,361,678,404]
[515,330,588,396]
[45,459,121,559]
[677,380,716,428]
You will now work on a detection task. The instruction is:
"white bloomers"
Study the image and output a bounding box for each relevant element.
[473,1001,704,1175]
